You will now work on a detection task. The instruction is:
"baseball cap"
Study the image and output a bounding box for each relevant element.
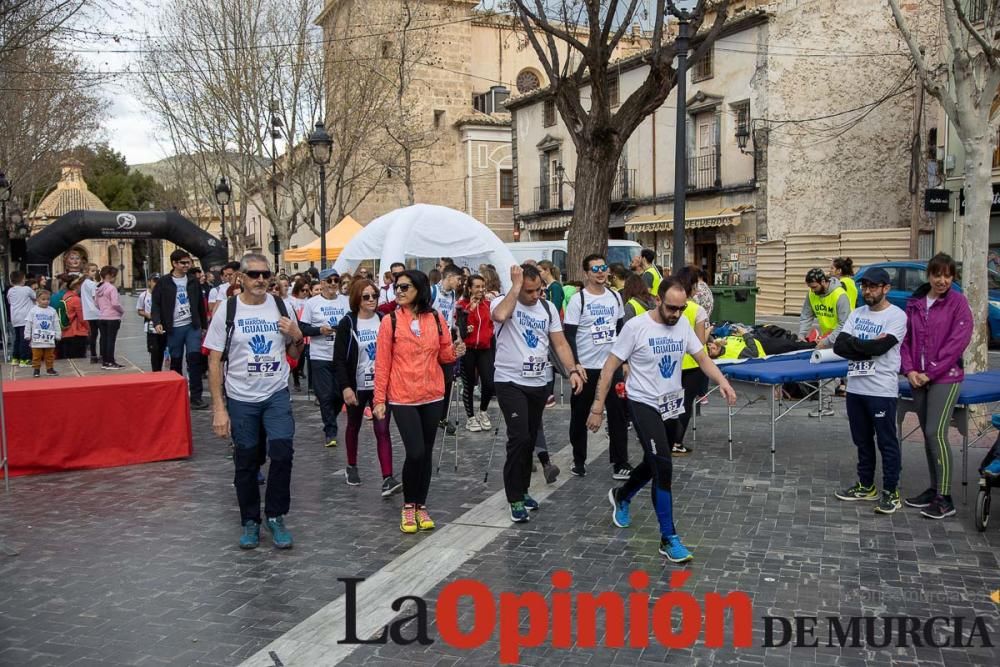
[859,267,892,286]
[805,268,827,284]
[318,267,340,281]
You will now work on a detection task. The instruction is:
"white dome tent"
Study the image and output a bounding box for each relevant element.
[333,204,518,291]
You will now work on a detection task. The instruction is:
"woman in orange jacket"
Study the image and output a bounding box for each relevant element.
[373,270,465,534]
[60,277,90,358]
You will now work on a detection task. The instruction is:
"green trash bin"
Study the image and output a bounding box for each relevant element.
[709,285,758,324]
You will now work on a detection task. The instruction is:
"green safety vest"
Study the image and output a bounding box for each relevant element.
[627,297,649,316]
[682,300,702,370]
[718,335,766,360]
[644,265,662,297]
[839,276,858,310]
[807,286,848,335]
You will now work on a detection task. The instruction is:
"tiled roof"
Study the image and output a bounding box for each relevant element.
[31,161,109,218]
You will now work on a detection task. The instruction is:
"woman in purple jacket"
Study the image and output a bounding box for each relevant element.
[899,253,973,520]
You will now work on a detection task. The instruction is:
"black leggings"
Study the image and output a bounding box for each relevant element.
[619,400,680,538]
[462,347,495,417]
[390,401,444,505]
[98,320,121,364]
[87,319,100,358]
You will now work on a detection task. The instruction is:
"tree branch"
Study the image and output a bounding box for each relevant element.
[951,0,998,70]
[886,0,960,123]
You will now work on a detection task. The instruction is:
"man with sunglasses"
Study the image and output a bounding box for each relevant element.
[298,267,351,447]
[378,262,407,307]
[589,278,737,563]
[563,254,630,479]
[205,254,305,549]
[151,249,209,409]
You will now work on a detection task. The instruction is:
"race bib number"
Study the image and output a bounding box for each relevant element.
[521,355,546,378]
[848,360,875,377]
[325,331,336,343]
[33,330,56,345]
[657,389,685,421]
[360,365,375,390]
[591,322,615,345]
[247,358,281,376]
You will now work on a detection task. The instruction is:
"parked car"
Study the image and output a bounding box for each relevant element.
[505,240,641,278]
[854,260,1000,344]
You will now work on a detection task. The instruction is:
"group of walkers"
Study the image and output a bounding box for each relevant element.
[793,253,975,521]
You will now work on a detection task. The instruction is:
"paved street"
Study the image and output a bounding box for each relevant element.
[1,298,999,666]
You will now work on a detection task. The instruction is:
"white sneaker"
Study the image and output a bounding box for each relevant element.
[477,411,492,430]
[465,416,483,432]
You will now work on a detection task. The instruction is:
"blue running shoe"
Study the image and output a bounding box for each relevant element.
[509,501,529,523]
[265,516,293,549]
[239,520,260,549]
[608,487,630,528]
[523,494,539,511]
[659,535,693,563]
[984,459,1000,480]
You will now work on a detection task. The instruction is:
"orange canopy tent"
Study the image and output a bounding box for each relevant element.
[282,215,363,263]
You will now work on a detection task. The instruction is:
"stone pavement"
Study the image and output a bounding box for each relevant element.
[0,299,998,666]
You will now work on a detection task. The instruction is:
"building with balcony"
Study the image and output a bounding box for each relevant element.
[507,0,923,287]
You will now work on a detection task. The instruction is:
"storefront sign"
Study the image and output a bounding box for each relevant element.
[924,189,951,212]
[959,184,1000,216]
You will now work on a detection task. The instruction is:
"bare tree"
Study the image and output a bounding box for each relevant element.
[139,0,325,259]
[509,0,729,277]
[887,0,999,372]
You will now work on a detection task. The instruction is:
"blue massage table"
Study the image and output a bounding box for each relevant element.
[699,351,849,472]
[897,370,1000,503]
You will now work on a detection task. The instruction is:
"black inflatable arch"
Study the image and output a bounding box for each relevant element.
[25,209,228,270]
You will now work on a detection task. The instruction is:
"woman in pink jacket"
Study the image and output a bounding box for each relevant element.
[899,253,973,520]
[95,265,126,369]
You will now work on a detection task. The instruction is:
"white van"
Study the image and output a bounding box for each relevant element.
[505,240,641,279]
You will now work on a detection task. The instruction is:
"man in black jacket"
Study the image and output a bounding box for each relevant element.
[152,249,210,409]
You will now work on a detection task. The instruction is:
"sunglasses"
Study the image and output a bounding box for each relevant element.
[661,303,686,313]
[589,264,609,273]
[326,277,340,284]
[361,293,378,301]
[395,283,413,293]
[245,270,272,280]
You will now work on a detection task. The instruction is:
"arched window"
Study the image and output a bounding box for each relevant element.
[516,69,541,94]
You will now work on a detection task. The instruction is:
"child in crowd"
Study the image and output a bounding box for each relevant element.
[25,289,61,377]
[7,270,36,367]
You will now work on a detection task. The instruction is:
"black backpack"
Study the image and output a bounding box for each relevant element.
[221,294,291,365]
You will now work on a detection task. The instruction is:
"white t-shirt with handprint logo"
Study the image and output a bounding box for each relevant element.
[611,313,702,410]
[354,314,380,390]
[300,294,349,361]
[172,275,192,328]
[491,298,562,387]
[203,297,292,403]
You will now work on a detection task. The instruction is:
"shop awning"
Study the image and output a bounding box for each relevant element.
[625,206,753,233]
[524,216,571,232]
[283,215,363,262]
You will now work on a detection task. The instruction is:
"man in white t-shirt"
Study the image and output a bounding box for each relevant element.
[80,263,101,363]
[563,253,630,479]
[588,277,737,564]
[206,253,305,550]
[137,274,166,371]
[433,264,463,433]
[209,262,242,316]
[377,262,406,306]
[492,263,583,524]
[297,267,351,447]
[832,267,908,515]
[6,270,36,366]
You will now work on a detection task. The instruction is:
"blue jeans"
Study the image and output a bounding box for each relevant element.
[846,392,901,491]
[167,324,203,400]
[228,388,295,524]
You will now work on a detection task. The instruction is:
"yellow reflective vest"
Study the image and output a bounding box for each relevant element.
[718,335,766,360]
[839,276,858,309]
[682,300,703,370]
[807,286,848,335]
[627,297,649,316]
[644,265,662,297]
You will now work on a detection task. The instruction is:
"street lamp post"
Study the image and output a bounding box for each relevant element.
[270,105,283,271]
[117,239,126,289]
[307,121,333,271]
[671,12,691,273]
[214,176,232,259]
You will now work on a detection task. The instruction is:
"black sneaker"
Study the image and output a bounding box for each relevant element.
[381,475,402,497]
[542,461,560,484]
[90,356,100,364]
[32,369,40,378]
[345,465,361,486]
[920,495,956,520]
[904,488,937,509]
[612,463,633,480]
[834,481,878,501]
[571,462,586,477]
[671,443,692,456]
[46,368,58,376]
[190,397,208,410]
[874,489,901,515]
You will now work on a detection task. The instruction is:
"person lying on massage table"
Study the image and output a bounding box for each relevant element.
[706,330,816,361]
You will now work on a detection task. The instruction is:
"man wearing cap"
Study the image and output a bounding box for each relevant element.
[831,267,908,514]
[798,267,850,348]
[298,267,351,447]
